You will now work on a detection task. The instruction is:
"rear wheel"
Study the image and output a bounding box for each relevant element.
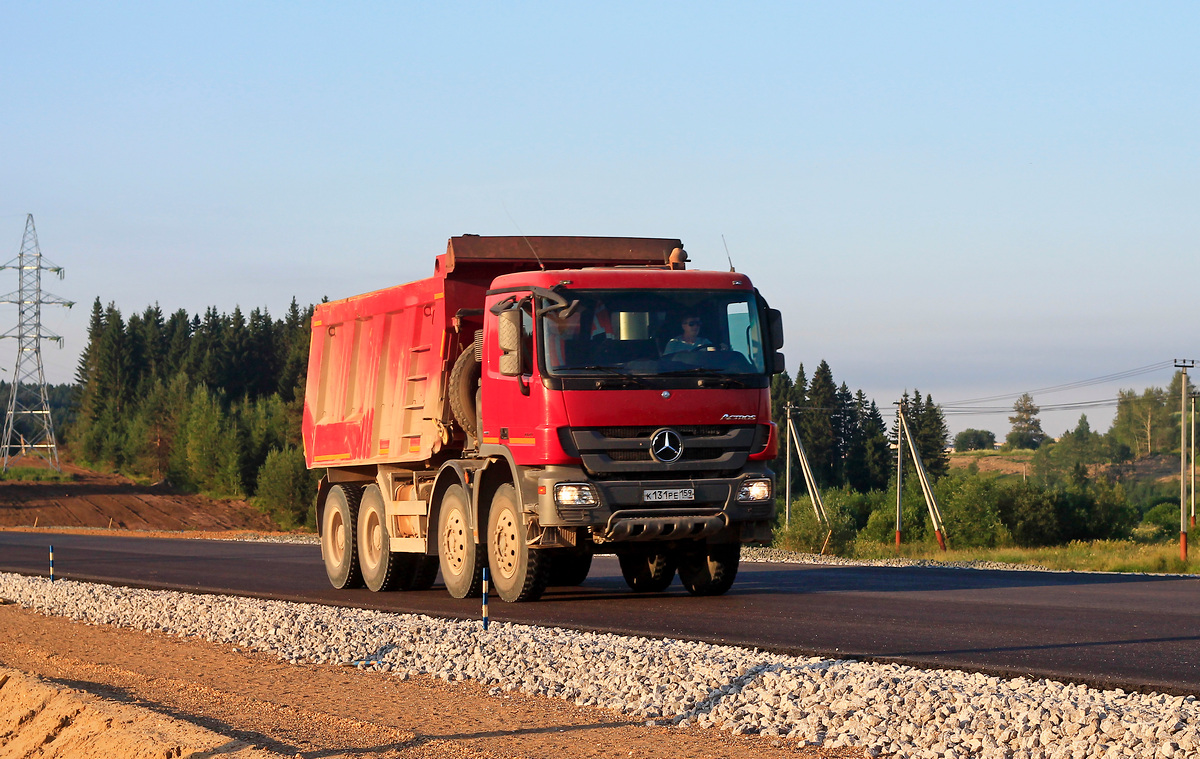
[321,484,363,589]
[399,555,440,591]
[357,485,401,592]
[547,549,593,586]
[437,484,483,598]
[618,548,676,592]
[678,543,740,596]
[487,484,548,602]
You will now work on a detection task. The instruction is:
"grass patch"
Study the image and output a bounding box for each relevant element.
[849,539,1195,574]
[0,466,73,482]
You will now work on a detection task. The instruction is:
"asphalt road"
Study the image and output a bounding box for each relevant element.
[2,531,1198,695]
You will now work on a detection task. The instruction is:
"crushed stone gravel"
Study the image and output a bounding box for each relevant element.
[0,572,1194,758]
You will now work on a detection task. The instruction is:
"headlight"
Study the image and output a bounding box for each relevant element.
[736,479,772,502]
[555,483,598,506]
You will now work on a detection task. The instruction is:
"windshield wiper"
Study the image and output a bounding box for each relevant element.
[568,364,652,388]
[657,367,748,387]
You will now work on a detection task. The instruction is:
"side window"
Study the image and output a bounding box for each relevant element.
[521,298,534,375]
[726,302,751,359]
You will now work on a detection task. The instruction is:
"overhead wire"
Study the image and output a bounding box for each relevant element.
[941,360,1174,407]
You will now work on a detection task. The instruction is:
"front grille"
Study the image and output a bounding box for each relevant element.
[569,425,758,475]
[598,425,727,439]
[609,450,651,461]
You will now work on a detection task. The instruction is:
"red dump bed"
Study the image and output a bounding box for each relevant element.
[302,235,682,469]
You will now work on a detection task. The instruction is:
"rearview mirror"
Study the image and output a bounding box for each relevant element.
[498,309,521,376]
[767,308,784,351]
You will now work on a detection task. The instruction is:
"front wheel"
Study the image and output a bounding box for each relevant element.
[618,548,676,592]
[678,544,739,596]
[547,549,593,587]
[487,484,548,602]
[322,484,364,589]
[437,484,483,598]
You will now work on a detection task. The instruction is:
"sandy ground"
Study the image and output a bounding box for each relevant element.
[0,603,866,759]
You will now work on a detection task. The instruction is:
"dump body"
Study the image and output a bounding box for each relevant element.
[303,236,682,468]
[302,235,783,602]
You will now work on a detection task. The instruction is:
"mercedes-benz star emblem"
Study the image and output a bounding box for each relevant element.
[649,428,684,464]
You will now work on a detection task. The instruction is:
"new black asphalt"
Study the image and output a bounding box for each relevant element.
[2,531,1198,695]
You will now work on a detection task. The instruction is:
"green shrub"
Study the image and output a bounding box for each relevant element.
[253,446,318,529]
[1142,502,1183,536]
[934,471,1010,548]
[774,487,863,554]
[857,480,932,545]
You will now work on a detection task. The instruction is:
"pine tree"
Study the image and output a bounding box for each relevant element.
[802,360,838,487]
[860,397,893,491]
[916,392,950,480]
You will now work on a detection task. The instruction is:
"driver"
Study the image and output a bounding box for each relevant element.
[664,314,713,354]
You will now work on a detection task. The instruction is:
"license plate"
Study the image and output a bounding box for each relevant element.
[643,488,695,503]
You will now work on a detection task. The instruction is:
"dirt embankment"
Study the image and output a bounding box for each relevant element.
[950,450,1184,482]
[0,665,278,759]
[0,461,279,532]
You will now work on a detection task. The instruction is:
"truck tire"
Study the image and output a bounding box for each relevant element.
[322,484,364,589]
[487,484,548,602]
[449,347,481,441]
[618,548,676,592]
[547,549,593,586]
[678,544,740,596]
[399,555,440,591]
[357,485,401,592]
[437,484,483,598]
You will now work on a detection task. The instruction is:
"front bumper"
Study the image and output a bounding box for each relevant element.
[525,464,775,543]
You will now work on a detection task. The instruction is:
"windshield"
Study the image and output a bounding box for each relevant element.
[541,289,767,377]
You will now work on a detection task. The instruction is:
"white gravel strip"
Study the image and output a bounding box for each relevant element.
[0,573,1195,758]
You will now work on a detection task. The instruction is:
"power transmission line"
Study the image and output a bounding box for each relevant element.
[943,361,1174,407]
[0,214,73,471]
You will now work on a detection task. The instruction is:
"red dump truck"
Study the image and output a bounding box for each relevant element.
[302,235,784,602]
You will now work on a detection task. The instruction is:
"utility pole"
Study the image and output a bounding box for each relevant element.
[1191,393,1196,529]
[1176,360,1195,561]
[898,405,948,552]
[784,403,792,527]
[0,215,72,472]
[894,402,903,550]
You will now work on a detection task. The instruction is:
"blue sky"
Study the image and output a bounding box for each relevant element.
[2,2,1197,436]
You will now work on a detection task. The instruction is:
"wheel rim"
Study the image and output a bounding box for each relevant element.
[492,507,520,580]
[327,509,345,565]
[362,509,382,571]
[442,509,467,575]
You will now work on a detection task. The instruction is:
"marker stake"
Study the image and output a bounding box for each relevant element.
[482,566,489,631]
[49,545,54,582]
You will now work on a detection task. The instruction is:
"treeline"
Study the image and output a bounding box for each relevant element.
[0,381,76,447]
[957,370,1196,460]
[771,361,1153,552]
[69,298,318,526]
[769,359,949,494]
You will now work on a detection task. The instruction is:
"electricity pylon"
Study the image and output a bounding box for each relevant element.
[0,214,73,471]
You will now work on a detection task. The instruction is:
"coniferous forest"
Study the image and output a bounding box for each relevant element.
[60,297,1183,548]
[68,298,317,527]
